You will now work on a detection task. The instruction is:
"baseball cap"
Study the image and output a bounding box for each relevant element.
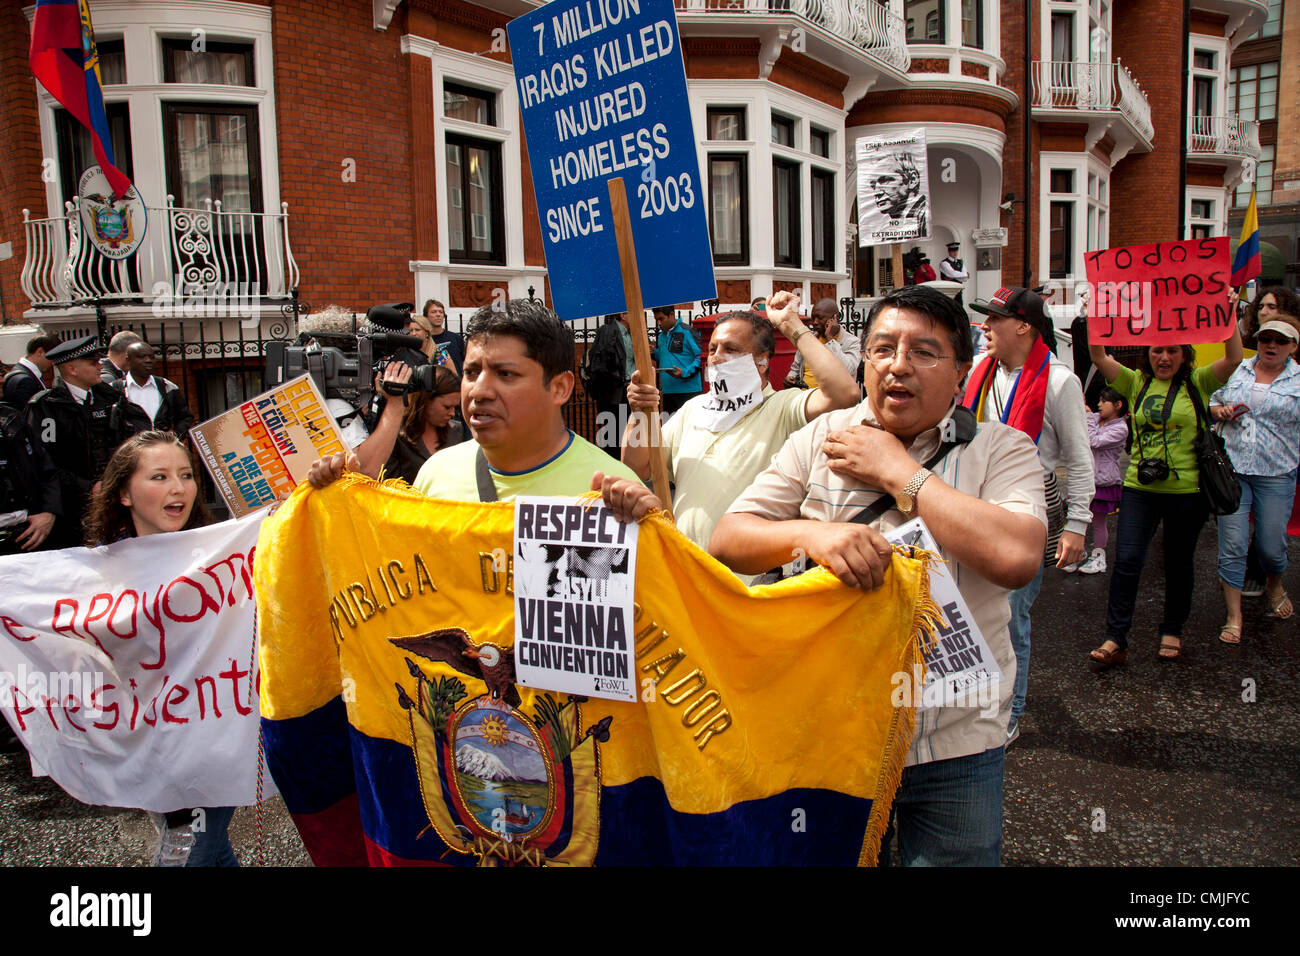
[970,287,1048,329]
[1257,319,1299,342]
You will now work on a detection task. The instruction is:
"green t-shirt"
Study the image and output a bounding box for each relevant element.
[1112,364,1226,494]
[412,430,640,501]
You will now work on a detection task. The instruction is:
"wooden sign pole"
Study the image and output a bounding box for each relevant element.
[891,242,904,291]
[606,177,673,512]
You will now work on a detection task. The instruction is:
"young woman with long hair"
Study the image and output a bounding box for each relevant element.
[385,366,465,483]
[84,431,237,866]
[353,363,465,482]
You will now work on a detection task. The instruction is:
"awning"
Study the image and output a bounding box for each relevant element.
[1229,237,1288,282]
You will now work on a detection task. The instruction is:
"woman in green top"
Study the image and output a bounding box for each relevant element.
[1086,325,1242,665]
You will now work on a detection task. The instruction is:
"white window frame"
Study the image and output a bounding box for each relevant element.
[31,0,281,303]
[1185,189,1225,239]
[1188,37,1227,120]
[692,83,844,282]
[1042,0,1111,65]
[428,45,522,272]
[34,1,278,217]
[1039,152,1108,286]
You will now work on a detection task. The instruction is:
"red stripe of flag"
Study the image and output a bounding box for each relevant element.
[29,0,133,199]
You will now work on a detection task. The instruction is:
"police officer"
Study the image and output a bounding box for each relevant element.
[25,336,126,548]
[0,401,61,556]
[2,332,59,407]
[940,241,969,305]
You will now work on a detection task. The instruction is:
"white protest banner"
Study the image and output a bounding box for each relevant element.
[885,518,1001,708]
[0,512,267,811]
[856,128,932,246]
[513,497,638,702]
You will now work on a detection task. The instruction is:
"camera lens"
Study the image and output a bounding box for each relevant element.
[408,364,438,394]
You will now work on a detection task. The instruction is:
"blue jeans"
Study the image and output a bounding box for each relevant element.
[1105,488,1208,650]
[1007,563,1045,719]
[878,746,1004,867]
[1217,470,1298,589]
[187,806,239,867]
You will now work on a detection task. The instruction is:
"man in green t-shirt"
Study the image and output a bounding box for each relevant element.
[309,299,640,500]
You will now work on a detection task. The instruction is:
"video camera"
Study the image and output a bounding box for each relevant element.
[265,302,438,407]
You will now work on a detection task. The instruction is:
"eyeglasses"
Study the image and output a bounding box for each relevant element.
[865,344,951,369]
[1257,333,1294,346]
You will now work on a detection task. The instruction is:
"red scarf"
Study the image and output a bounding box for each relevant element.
[962,337,1053,442]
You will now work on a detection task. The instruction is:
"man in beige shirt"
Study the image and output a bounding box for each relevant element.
[619,292,860,560]
[709,284,1046,866]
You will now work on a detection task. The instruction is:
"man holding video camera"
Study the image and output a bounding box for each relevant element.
[282,303,437,452]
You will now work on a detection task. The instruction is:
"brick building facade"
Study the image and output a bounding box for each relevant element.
[0,0,1283,370]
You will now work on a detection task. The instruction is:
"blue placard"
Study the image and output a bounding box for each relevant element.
[507,0,716,320]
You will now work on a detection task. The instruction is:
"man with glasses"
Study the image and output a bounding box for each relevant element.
[709,285,1046,866]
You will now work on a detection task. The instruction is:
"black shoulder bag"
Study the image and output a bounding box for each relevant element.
[1185,383,1241,516]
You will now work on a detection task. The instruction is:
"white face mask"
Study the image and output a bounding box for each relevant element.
[698,355,764,432]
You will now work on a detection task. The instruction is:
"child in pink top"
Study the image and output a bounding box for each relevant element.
[1072,386,1129,574]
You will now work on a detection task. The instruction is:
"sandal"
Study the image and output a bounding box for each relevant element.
[1089,642,1127,670]
[1267,590,1294,620]
[1218,623,1242,645]
[1158,634,1182,661]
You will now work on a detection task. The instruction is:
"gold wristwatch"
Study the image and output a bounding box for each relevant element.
[896,468,932,515]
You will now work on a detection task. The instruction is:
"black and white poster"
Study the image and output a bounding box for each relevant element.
[513,497,639,702]
[856,128,932,246]
[885,518,1001,709]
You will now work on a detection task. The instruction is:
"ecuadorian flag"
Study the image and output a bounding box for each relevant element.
[255,476,937,866]
[29,0,132,198]
[1231,187,1261,289]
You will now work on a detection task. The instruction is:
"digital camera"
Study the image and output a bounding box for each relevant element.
[1136,457,1170,485]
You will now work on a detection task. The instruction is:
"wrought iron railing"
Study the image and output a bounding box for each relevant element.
[1187,114,1261,159]
[674,0,910,71]
[20,196,300,309]
[1030,60,1154,142]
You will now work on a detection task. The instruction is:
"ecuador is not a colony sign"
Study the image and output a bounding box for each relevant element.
[508,0,716,319]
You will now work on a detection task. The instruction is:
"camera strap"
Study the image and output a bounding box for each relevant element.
[1136,374,1182,476]
[848,406,977,526]
[475,447,498,503]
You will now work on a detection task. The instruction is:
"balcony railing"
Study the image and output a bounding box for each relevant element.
[1187,114,1261,159]
[1031,60,1155,143]
[674,0,910,71]
[21,196,299,309]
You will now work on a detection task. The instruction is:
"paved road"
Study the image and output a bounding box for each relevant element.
[1002,519,1299,866]
[2,519,1296,866]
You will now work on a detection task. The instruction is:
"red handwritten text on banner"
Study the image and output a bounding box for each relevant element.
[1084,237,1233,346]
